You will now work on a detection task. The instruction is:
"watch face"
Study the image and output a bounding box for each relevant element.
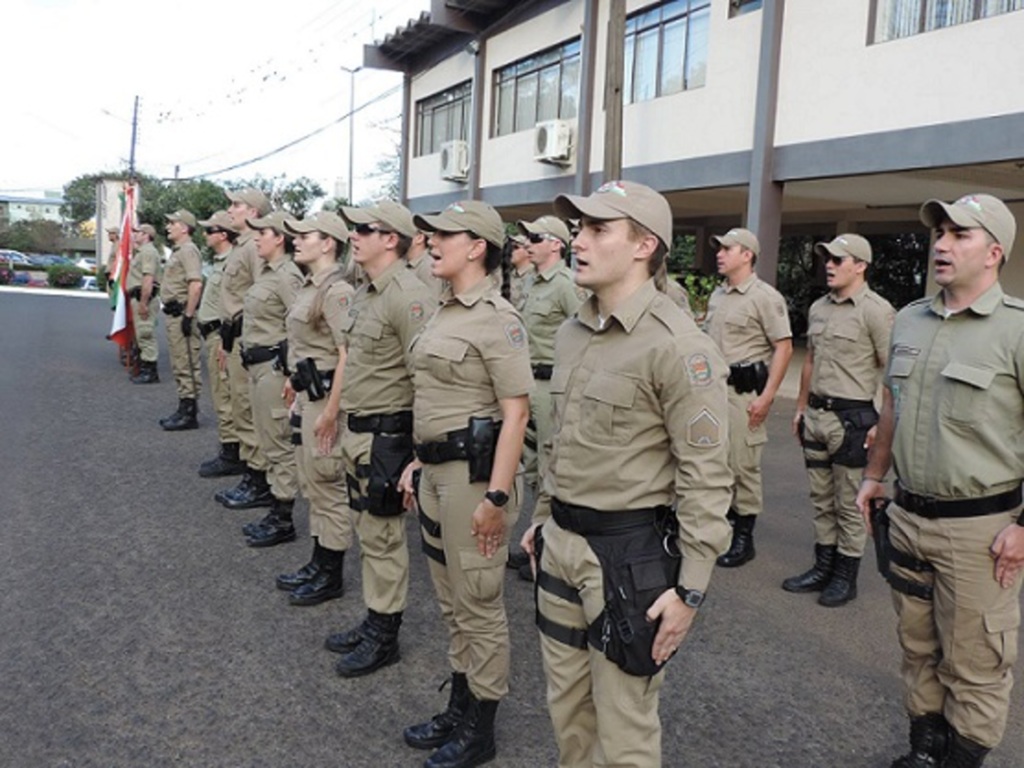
[486,490,509,507]
[684,591,703,608]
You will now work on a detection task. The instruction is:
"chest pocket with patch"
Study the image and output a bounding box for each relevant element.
[423,336,469,385]
[352,318,387,361]
[886,354,916,416]
[939,362,994,424]
[578,371,638,443]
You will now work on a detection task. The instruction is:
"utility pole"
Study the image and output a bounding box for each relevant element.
[340,67,361,203]
[603,0,626,183]
[128,95,139,180]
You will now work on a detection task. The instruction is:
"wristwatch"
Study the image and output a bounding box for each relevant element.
[675,587,705,609]
[484,489,509,508]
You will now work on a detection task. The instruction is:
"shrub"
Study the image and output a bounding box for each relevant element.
[0,267,11,286]
[47,265,86,288]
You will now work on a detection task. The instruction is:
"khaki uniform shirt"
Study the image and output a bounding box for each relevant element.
[161,240,202,304]
[665,279,693,318]
[287,267,355,371]
[407,253,443,305]
[523,262,585,365]
[536,279,733,592]
[197,247,231,324]
[886,283,1024,499]
[127,241,160,293]
[411,276,533,443]
[808,284,894,400]
[241,255,303,348]
[339,258,433,416]
[704,273,791,364]
[220,231,261,322]
[509,265,536,311]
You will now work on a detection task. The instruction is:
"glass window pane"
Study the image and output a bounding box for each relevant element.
[660,18,686,96]
[876,0,923,41]
[417,110,429,156]
[685,6,709,89]
[496,79,515,136]
[983,0,1024,13]
[515,72,539,132]
[432,106,449,154]
[560,57,580,118]
[538,65,560,122]
[925,0,974,30]
[633,27,659,103]
[623,32,636,103]
[663,0,689,21]
[637,8,660,28]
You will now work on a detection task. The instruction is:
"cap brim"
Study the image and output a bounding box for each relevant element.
[554,194,625,224]
[813,241,834,257]
[340,206,377,225]
[919,199,982,231]
[413,211,466,234]
[283,219,316,235]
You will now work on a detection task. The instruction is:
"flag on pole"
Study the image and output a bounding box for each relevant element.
[108,184,136,350]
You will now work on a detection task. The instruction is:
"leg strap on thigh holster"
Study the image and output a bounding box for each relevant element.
[533,525,588,650]
[869,498,934,601]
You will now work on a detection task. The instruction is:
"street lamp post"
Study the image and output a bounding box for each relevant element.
[340,65,362,204]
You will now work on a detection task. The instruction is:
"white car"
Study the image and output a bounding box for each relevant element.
[80,275,99,291]
[0,249,30,266]
[75,257,97,273]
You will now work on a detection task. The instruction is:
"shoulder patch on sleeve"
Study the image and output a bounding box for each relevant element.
[409,301,425,321]
[338,294,350,311]
[687,408,722,447]
[504,320,526,348]
[685,352,714,387]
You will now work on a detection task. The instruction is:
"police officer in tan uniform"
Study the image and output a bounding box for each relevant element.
[520,181,732,768]
[391,201,530,768]
[128,223,161,384]
[406,226,443,302]
[323,201,433,677]
[159,209,203,431]
[277,211,356,605]
[785,234,894,607]
[507,234,534,311]
[703,227,793,567]
[857,194,1024,768]
[215,189,274,509]
[194,211,245,477]
[237,210,304,547]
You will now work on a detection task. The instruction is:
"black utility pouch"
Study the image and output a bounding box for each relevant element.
[870,497,892,580]
[467,417,497,483]
[368,432,414,517]
[834,407,879,468]
[273,340,290,376]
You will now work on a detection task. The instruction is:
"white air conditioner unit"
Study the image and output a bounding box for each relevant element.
[439,140,470,182]
[534,119,573,165]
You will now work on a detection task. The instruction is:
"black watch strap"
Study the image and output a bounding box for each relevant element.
[675,587,705,609]
[485,489,509,507]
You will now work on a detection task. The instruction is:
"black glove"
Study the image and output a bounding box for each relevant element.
[181,315,193,336]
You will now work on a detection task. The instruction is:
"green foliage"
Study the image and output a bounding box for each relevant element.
[62,172,164,226]
[666,234,716,317]
[222,174,326,217]
[47,265,85,288]
[0,220,65,254]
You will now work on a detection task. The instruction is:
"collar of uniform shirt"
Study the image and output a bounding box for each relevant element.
[928,282,1003,318]
[447,273,492,308]
[577,278,657,334]
[367,257,405,293]
[725,272,758,294]
[828,282,869,305]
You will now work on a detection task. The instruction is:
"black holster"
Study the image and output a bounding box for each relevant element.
[870,497,934,601]
[220,314,242,354]
[367,432,414,517]
[833,406,878,468]
[162,299,184,317]
[728,361,768,395]
[291,357,327,401]
[467,416,498,483]
[273,340,290,376]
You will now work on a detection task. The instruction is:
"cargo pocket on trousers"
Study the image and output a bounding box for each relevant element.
[271,406,292,442]
[458,548,506,604]
[984,608,1020,670]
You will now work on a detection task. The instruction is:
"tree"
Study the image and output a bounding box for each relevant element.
[62,172,162,227]
[0,220,65,254]
[222,174,326,217]
[363,117,402,203]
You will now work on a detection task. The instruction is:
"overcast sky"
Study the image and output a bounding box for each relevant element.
[3,0,428,202]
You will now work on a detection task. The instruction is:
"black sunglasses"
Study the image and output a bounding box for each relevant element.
[354,223,393,236]
[825,254,849,266]
[527,232,553,244]
[205,227,225,235]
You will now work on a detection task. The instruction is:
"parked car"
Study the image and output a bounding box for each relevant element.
[74,257,97,273]
[28,254,74,267]
[0,249,30,267]
[80,275,99,291]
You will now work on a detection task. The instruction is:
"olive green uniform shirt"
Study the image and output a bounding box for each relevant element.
[509,265,536,312]
[241,256,303,348]
[808,284,894,400]
[197,247,232,325]
[407,253,442,305]
[664,279,693,318]
[704,273,792,364]
[412,276,533,444]
[886,283,1024,499]
[535,279,733,592]
[523,262,585,365]
[161,241,202,304]
[286,267,354,370]
[127,241,160,293]
[220,231,261,322]
[339,258,433,417]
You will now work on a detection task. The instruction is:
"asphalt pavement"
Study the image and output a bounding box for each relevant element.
[1,289,1021,768]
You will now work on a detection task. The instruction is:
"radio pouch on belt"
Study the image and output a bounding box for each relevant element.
[467,416,497,483]
[368,432,414,517]
[833,407,879,468]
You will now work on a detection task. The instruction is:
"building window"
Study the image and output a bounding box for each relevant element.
[493,39,581,137]
[729,0,763,16]
[415,81,472,157]
[624,0,711,105]
[874,0,1023,42]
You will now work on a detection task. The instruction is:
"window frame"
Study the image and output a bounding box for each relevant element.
[414,80,472,158]
[870,0,1023,43]
[491,37,582,138]
[623,0,712,106]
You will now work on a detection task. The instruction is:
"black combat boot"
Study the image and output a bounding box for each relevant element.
[891,713,949,768]
[131,360,159,384]
[782,543,837,593]
[324,616,369,654]
[404,673,471,750]
[424,694,499,768]
[819,553,860,607]
[198,442,245,478]
[158,399,186,428]
[276,538,323,591]
[221,468,273,509]
[942,730,990,768]
[717,514,756,568]
[245,498,296,548]
[162,397,198,431]
[335,610,402,677]
[289,547,345,606]
[215,466,251,505]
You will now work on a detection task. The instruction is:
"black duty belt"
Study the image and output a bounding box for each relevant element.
[240,344,281,367]
[347,411,413,435]
[198,319,222,339]
[895,483,1022,519]
[551,498,669,536]
[415,427,470,464]
[808,393,874,412]
[532,363,553,381]
[128,285,159,301]
[162,300,184,317]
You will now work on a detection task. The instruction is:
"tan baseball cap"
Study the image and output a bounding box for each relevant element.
[284,210,350,243]
[920,193,1016,259]
[165,209,198,228]
[554,180,672,250]
[414,200,505,249]
[226,187,272,217]
[133,223,157,238]
[814,233,872,264]
[516,215,571,246]
[710,227,760,257]
[197,210,238,234]
[106,226,120,235]
[246,210,297,233]
[509,233,529,246]
[341,200,417,238]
